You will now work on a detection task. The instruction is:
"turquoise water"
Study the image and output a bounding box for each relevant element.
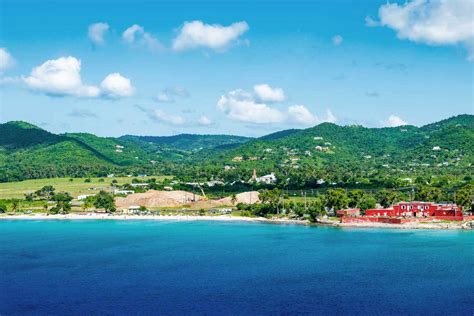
[0,220,473,315]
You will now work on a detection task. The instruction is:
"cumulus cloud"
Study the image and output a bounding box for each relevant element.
[88,22,109,45]
[288,106,337,126]
[217,86,337,126]
[324,109,337,123]
[217,89,285,124]
[332,35,344,46]
[198,115,213,126]
[122,24,163,51]
[23,56,133,98]
[100,73,134,98]
[253,84,286,102]
[155,86,190,103]
[136,105,186,125]
[173,20,249,51]
[23,56,100,97]
[152,109,186,125]
[369,0,474,60]
[382,115,408,127]
[288,105,318,125]
[0,48,15,74]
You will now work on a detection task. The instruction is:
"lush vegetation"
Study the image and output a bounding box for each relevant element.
[1,115,472,199]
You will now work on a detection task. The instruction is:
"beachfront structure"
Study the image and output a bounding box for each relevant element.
[365,202,463,219]
[336,208,360,217]
[339,201,464,224]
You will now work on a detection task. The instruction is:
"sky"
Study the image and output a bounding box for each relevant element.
[0,0,473,137]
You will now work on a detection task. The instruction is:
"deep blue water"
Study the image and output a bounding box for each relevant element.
[0,220,473,315]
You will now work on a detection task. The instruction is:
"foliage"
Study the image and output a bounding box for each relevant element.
[93,191,116,213]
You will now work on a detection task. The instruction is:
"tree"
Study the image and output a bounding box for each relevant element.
[231,193,237,205]
[11,199,20,212]
[93,191,116,213]
[348,190,364,208]
[82,196,94,212]
[377,190,400,208]
[0,201,7,213]
[307,198,325,222]
[456,185,473,211]
[33,185,55,201]
[415,186,443,202]
[324,189,348,211]
[358,195,377,211]
[50,192,72,214]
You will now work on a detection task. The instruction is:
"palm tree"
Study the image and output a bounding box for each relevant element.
[231,194,237,205]
[11,199,20,212]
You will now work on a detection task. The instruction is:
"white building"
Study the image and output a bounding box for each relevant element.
[256,173,277,184]
[77,194,95,200]
[114,190,134,195]
[131,183,149,188]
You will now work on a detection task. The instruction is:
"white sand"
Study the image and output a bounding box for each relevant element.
[0,213,306,225]
[1,214,468,229]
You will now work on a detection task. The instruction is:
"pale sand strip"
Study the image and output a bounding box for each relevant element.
[0,214,469,229]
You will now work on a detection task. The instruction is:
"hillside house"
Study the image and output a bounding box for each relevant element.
[255,173,277,184]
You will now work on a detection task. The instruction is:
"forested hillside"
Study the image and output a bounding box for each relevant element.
[1,115,472,191]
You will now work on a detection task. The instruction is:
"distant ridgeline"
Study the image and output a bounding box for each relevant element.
[0,115,473,190]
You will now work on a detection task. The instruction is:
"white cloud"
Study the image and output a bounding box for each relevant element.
[288,105,318,125]
[198,115,213,126]
[253,84,286,102]
[100,73,134,98]
[173,20,249,51]
[332,35,344,46]
[288,106,337,126]
[217,89,285,124]
[371,0,474,60]
[122,24,163,51]
[155,86,190,103]
[382,115,408,127]
[0,48,15,74]
[365,16,379,27]
[156,92,173,103]
[152,109,186,125]
[323,109,337,123]
[88,22,109,45]
[23,56,100,97]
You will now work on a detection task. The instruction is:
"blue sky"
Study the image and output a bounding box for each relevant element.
[0,0,472,137]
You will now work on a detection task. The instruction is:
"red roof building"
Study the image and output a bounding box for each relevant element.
[365,202,463,219]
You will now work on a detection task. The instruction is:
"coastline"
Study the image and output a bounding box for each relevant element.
[0,213,309,225]
[1,213,472,230]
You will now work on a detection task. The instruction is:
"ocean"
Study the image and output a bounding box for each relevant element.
[0,220,473,315]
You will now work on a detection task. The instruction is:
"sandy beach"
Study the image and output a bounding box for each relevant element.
[0,213,308,225]
[2,213,473,230]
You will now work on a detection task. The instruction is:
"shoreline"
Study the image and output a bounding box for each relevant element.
[0,213,309,226]
[1,213,472,230]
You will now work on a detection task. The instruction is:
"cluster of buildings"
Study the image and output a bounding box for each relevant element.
[337,201,468,224]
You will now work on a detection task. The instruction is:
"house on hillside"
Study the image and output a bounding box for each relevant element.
[255,173,277,184]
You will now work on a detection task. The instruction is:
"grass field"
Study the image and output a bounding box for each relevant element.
[0,176,171,199]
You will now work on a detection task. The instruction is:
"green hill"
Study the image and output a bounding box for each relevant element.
[0,115,472,189]
[120,134,251,151]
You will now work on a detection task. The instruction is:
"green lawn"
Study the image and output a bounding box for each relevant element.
[0,176,171,199]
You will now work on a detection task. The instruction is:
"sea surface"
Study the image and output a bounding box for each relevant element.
[0,220,473,315]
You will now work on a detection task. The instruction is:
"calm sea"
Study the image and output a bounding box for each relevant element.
[0,220,473,315]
